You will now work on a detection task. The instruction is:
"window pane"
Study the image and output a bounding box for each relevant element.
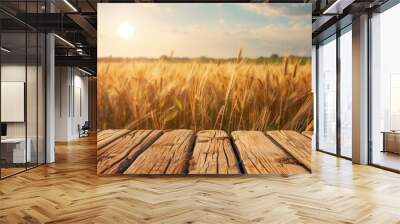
[318,36,337,154]
[371,3,400,171]
[340,28,352,158]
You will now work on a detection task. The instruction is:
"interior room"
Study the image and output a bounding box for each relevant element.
[0,20,46,178]
[0,0,400,223]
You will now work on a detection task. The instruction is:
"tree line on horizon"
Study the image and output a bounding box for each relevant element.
[99,54,311,65]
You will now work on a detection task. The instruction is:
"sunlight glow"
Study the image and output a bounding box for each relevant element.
[117,22,134,40]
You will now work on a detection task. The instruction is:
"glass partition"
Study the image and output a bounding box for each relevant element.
[0,3,46,179]
[1,31,28,178]
[317,35,337,154]
[27,31,38,169]
[38,32,45,165]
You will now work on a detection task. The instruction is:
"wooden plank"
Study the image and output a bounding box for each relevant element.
[97,129,131,151]
[188,130,240,175]
[231,131,307,175]
[97,129,123,142]
[97,130,113,141]
[97,130,163,175]
[267,130,312,171]
[124,130,195,175]
[302,131,313,139]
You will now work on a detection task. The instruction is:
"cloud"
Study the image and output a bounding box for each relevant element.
[140,4,160,9]
[98,3,311,58]
[238,3,310,18]
[218,22,311,56]
[251,24,310,42]
[137,4,173,14]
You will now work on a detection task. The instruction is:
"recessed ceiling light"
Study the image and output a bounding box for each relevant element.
[78,67,93,76]
[323,0,354,15]
[54,34,75,48]
[63,0,78,12]
[1,47,11,53]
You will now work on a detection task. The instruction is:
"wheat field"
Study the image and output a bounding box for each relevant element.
[98,57,313,133]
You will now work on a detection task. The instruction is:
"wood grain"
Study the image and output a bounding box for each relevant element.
[267,130,312,171]
[124,129,195,174]
[231,131,307,175]
[97,129,131,152]
[97,130,163,175]
[302,131,313,139]
[189,130,240,175]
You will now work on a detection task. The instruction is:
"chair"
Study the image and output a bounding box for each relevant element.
[79,121,90,138]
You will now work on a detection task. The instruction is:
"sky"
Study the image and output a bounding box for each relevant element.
[98,3,311,58]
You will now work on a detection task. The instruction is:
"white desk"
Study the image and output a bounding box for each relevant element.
[1,138,31,163]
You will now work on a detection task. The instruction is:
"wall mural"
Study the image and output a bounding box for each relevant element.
[97,3,312,176]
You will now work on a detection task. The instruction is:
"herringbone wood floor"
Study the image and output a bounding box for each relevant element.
[1,136,400,224]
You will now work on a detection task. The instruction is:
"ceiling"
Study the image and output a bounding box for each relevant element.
[0,0,393,73]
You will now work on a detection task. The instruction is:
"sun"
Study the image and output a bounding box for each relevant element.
[117,22,134,40]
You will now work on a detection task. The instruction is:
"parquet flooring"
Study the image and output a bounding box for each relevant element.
[1,135,400,223]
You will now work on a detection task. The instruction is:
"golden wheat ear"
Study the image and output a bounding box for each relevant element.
[236,48,243,64]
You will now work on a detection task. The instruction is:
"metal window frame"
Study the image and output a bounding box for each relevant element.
[315,0,400,172]
[315,21,353,161]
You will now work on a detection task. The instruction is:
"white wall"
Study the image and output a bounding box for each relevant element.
[1,65,35,138]
[55,67,89,141]
[55,67,70,141]
[1,63,46,164]
[71,73,89,138]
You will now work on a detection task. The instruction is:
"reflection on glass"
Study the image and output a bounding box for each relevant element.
[1,32,28,177]
[0,2,46,179]
[318,36,337,154]
[371,3,400,171]
[340,28,352,158]
[38,33,46,165]
[27,31,38,169]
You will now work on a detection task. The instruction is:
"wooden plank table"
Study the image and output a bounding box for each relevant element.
[302,131,313,139]
[231,131,307,175]
[97,129,131,153]
[97,130,163,175]
[124,130,195,175]
[267,130,312,171]
[189,130,240,175]
[97,129,311,176]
